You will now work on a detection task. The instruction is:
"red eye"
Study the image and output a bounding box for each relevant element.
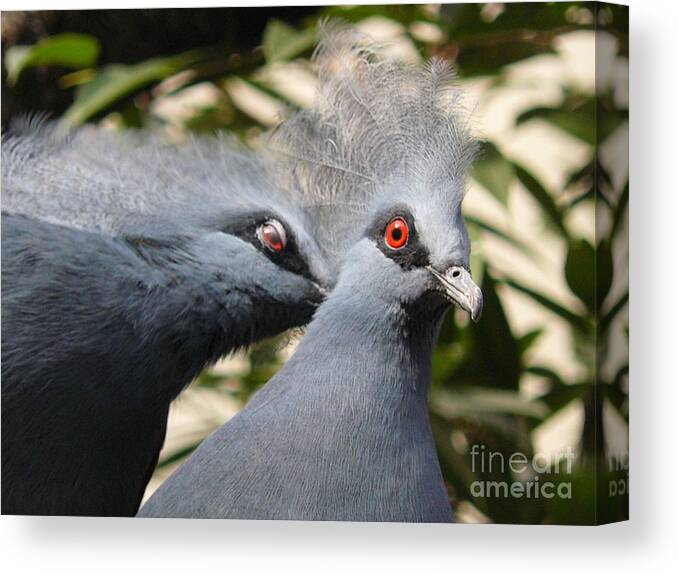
[385,217,409,250]
[259,220,287,253]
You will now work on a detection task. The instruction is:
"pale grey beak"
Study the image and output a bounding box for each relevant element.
[428,266,483,322]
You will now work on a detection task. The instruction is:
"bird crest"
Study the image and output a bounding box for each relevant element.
[1,121,301,237]
[267,21,479,268]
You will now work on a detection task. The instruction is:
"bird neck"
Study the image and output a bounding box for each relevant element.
[287,289,447,405]
[253,286,453,522]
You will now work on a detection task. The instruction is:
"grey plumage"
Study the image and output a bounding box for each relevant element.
[1,123,334,516]
[139,24,480,522]
[3,122,327,244]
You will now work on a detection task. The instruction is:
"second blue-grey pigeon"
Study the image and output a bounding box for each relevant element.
[1,125,334,516]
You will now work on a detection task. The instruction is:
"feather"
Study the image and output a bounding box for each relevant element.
[266,21,479,263]
[1,124,294,237]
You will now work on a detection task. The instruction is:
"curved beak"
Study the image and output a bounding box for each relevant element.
[427,265,483,322]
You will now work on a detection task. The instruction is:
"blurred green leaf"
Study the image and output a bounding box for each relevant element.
[240,337,286,400]
[517,96,627,146]
[457,40,555,77]
[565,238,596,310]
[516,98,595,145]
[58,68,97,89]
[512,163,567,236]
[435,308,463,346]
[194,371,227,387]
[517,328,543,355]
[448,268,522,390]
[471,141,514,205]
[5,33,100,85]
[60,51,201,128]
[263,20,317,63]
[540,384,588,412]
[597,96,629,142]
[440,2,592,39]
[603,380,628,417]
[467,219,485,284]
[612,364,629,390]
[157,441,202,469]
[504,277,589,333]
[239,76,302,111]
[610,181,629,239]
[596,240,614,310]
[547,466,597,525]
[475,271,520,388]
[466,216,536,258]
[321,4,426,26]
[599,291,628,335]
[564,157,614,209]
[525,365,566,387]
[565,158,595,190]
[432,387,550,420]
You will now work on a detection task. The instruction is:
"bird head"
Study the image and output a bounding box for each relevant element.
[342,185,482,322]
[269,23,482,323]
[100,137,338,345]
[174,197,333,341]
[2,124,334,346]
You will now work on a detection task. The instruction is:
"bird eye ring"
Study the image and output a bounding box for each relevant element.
[384,217,409,250]
[258,220,287,253]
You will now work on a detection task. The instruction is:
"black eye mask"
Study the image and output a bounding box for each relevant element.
[365,204,430,271]
[220,210,316,283]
